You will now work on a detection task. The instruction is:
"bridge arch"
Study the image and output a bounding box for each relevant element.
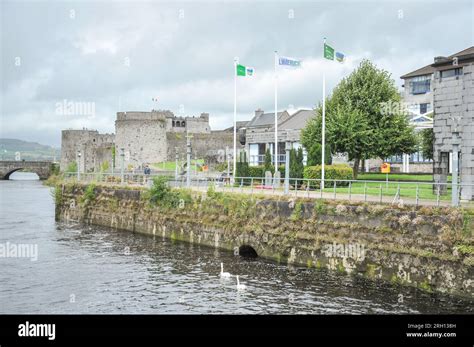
[238,245,258,258]
[4,168,40,180]
[0,161,53,180]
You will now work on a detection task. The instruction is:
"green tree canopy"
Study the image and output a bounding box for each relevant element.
[419,128,434,161]
[301,59,417,178]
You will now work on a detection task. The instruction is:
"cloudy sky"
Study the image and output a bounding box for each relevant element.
[1,0,473,147]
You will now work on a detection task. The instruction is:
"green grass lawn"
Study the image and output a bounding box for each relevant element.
[233,179,452,202]
[332,181,451,201]
[151,159,205,171]
[357,173,452,182]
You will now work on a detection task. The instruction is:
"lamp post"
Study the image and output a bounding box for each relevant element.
[175,147,179,180]
[284,142,291,194]
[120,148,125,184]
[186,133,192,188]
[452,132,460,207]
[226,146,230,181]
[76,149,81,181]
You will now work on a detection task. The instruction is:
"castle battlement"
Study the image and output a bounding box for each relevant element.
[116,110,171,122]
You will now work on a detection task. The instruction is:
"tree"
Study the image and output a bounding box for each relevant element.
[420,128,434,161]
[289,147,304,185]
[301,59,417,178]
[264,148,274,173]
[306,141,332,166]
[235,150,249,183]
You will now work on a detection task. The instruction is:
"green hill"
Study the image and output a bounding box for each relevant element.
[0,138,60,161]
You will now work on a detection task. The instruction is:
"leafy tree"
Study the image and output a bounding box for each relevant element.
[420,128,434,161]
[301,59,417,178]
[306,141,332,166]
[264,148,274,173]
[235,150,250,183]
[289,147,304,185]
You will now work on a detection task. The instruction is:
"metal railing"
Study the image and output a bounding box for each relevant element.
[62,172,474,207]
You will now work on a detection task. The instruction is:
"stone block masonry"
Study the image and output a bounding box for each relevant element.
[56,183,474,298]
[61,110,229,173]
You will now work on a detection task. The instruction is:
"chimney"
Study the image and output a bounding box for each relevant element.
[255,109,264,118]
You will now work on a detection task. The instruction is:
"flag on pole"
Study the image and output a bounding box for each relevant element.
[236,64,255,76]
[324,43,334,60]
[278,56,302,68]
[336,51,345,63]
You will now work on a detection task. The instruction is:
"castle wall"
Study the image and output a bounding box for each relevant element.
[60,130,114,173]
[115,111,168,169]
[165,130,243,162]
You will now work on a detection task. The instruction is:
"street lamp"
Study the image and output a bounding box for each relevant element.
[452,132,460,206]
[186,133,193,188]
[76,149,81,181]
[284,141,291,194]
[120,148,125,184]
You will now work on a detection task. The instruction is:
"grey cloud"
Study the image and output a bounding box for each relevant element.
[1,0,472,147]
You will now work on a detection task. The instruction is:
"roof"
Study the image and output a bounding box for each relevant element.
[223,121,249,132]
[246,111,288,128]
[401,46,474,79]
[279,109,315,130]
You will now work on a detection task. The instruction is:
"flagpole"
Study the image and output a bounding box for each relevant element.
[233,57,238,183]
[274,51,278,173]
[321,38,326,191]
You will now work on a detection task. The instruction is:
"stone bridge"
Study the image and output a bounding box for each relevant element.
[0,161,54,180]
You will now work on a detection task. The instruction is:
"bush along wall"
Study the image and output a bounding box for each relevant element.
[304,164,354,188]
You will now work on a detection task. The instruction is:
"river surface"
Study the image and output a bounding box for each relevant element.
[0,173,473,314]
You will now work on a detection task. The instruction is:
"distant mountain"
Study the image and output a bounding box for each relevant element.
[0,138,60,161]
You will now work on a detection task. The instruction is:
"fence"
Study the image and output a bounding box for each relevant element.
[62,172,474,207]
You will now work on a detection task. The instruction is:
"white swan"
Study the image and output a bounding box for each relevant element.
[236,275,247,291]
[220,262,231,278]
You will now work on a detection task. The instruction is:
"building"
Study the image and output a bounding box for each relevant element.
[430,47,474,200]
[61,110,241,173]
[60,129,115,173]
[243,109,313,166]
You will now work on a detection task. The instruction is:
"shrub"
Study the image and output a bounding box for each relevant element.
[264,149,274,173]
[248,166,265,178]
[81,183,96,205]
[66,162,77,173]
[304,164,353,188]
[147,176,192,209]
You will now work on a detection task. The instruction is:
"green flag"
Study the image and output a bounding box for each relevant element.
[236,64,246,76]
[324,43,334,60]
[236,64,254,76]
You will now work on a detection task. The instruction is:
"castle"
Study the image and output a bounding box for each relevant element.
[60,110,243,173]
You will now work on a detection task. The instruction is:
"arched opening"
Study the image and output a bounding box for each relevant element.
[172,120,176,127]
[239,245,258,258]
[5,169,40,180]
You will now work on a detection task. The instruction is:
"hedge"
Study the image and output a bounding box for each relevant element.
[303,164,354,187]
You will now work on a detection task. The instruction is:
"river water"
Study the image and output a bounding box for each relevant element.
[0,174,472,314]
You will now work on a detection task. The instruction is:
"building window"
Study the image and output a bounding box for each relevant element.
[410,76,430,95]
[440,68,463,79]
[420,103,428,114]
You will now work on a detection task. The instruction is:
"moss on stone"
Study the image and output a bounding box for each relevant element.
[419,279,433,293]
